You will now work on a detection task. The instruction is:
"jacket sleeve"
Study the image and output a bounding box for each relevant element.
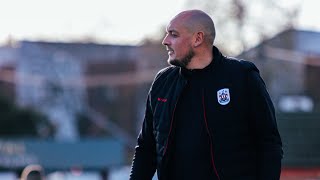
[247,68,283,180]
[130,94,157,180]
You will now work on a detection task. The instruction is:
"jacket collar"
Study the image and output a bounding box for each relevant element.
[179,45,223,78]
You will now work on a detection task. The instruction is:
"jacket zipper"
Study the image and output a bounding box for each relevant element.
[160,96,179,180]
[163,80,187,156]
[202,90,221,180]
[163,100,178,156]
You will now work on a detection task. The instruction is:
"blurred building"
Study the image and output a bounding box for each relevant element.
[0,46,17,101]
[0,40,167,144]
[239,29,320,113]
[16,42,85,140]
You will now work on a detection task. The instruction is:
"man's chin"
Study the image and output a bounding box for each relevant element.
[168,59,177,66]
[168,59,185,68]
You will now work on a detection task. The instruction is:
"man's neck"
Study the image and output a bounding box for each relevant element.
[186,48,213,70]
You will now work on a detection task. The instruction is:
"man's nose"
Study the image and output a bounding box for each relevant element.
[162,36,170,46]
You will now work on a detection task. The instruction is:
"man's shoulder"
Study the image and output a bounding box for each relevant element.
[149,66,179,94]
[154,65,179,81]
[157,65,176,74]
[223,56,259,73]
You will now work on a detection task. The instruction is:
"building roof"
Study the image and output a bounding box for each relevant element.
[263,29,320,55]
[18,41,140,63]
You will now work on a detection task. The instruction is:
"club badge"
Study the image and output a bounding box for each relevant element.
[217,88,230,105]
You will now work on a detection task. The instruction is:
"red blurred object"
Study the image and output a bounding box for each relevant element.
[281,168,320,180]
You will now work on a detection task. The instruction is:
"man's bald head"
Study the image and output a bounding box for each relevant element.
[171,10,216,45]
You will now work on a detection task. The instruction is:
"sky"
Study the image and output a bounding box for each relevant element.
[0,0,319,46]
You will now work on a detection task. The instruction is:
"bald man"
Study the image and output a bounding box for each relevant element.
[130,10,283,180]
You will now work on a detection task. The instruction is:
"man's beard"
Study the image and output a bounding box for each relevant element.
[168,49,195,68]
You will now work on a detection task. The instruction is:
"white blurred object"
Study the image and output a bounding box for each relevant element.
[0,172,17,180]
[278,95,314,112]
[109,166,158,180]
[47,171,101,180]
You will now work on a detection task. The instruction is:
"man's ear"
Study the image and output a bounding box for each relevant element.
[194,31,204,47]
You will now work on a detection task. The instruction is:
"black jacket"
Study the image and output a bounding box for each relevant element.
[130,46,283,180]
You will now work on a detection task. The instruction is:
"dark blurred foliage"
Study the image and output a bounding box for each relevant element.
[76,113,108,138]
[0,94,55,138]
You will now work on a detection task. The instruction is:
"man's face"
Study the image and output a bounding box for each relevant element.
[162,19,195,68]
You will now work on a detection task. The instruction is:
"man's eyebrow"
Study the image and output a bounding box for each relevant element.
[168,29,179,34]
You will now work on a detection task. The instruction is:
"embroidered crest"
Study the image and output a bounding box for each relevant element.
[217,88,230,105]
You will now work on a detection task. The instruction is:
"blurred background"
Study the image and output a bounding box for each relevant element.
[0,0,319,179]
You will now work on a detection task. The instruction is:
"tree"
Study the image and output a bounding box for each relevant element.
[0,94,55,138]
[186,0,301,55]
